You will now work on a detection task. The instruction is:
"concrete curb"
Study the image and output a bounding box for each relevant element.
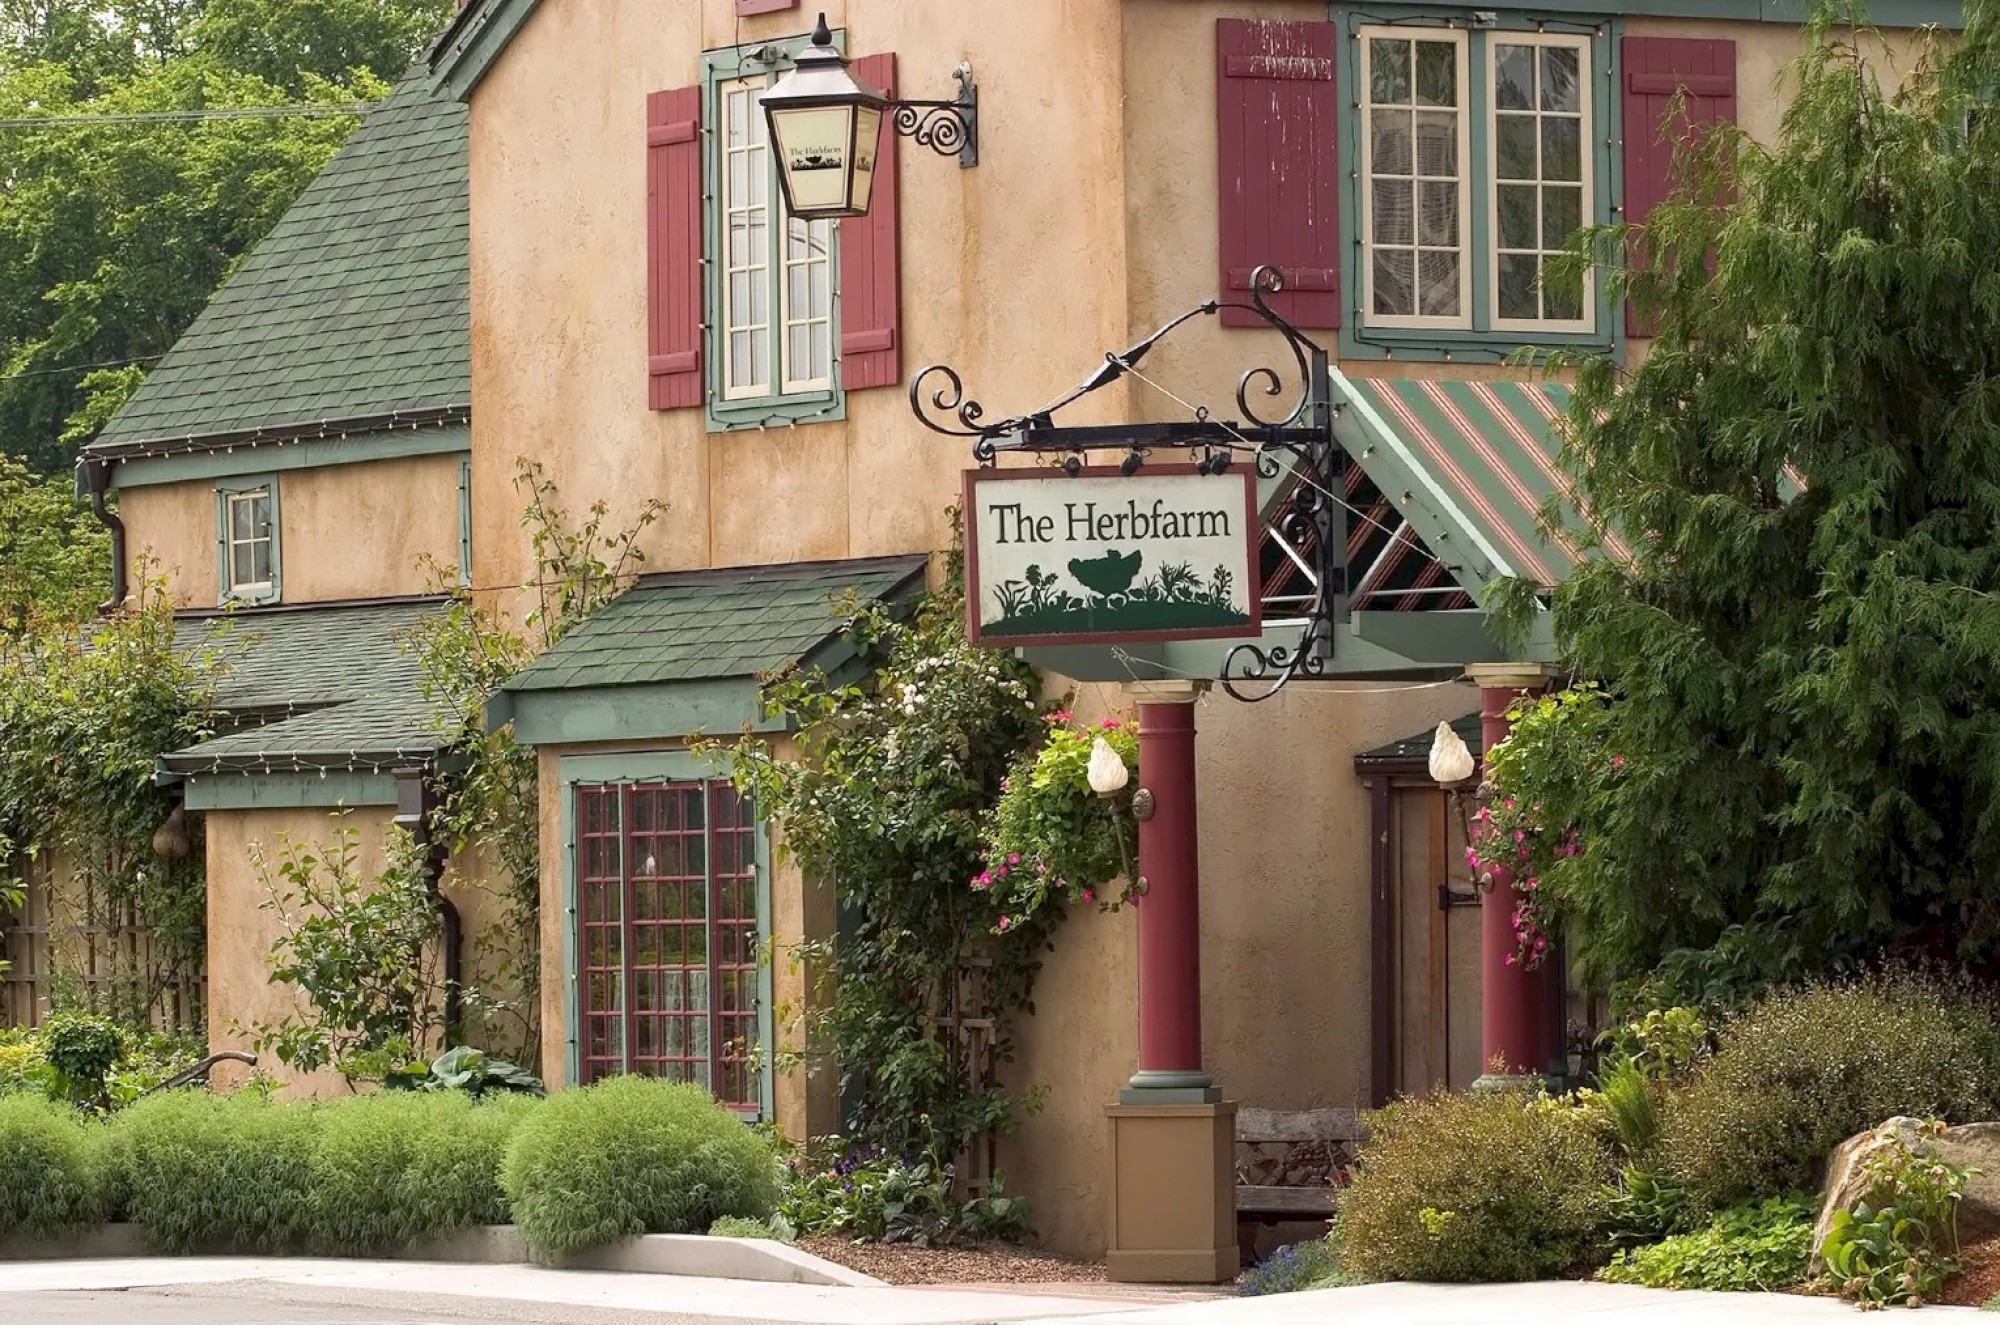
[0,1224,881,1287]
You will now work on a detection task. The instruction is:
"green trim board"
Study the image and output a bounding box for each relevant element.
[214,473,282,606]
[457,456,473,587]
[1333,7,1623,363]
[556,749,776,1118]
[701,30,846,434]
[184,771,400,811]
[113,425,469,490]
[495,678,785,747]
[428,0,543,100]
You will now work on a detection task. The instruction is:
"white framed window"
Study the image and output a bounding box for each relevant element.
[1361,27,1472,329]
[216,476,280,605]
[716,75,834,404]
[1488,32,1593,332]
[1355,24,1599,339]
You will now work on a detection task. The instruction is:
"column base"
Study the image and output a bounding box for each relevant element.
[1123,1068,1220,1104]
[1471,1071,1550,1093]
[1105,1101,1240,1284]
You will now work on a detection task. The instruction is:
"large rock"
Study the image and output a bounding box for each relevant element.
[1810,1116,2000,1274]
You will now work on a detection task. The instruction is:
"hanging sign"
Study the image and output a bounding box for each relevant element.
[964,465,1262,647]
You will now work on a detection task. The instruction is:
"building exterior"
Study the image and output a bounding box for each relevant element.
[39,0,1959,1277]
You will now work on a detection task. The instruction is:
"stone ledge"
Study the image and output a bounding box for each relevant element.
[0,1223,881,1287]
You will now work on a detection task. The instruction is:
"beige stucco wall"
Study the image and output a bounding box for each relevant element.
[116,453,464,609]
[203,804,514,1096]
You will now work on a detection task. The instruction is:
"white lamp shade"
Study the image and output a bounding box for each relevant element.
[1087,736,1130,796]
[1427,721,1475,785]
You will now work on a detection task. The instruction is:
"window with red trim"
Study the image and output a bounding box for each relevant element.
[575,780,762,1109]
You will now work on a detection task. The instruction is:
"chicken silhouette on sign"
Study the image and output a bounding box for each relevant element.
[1069,549,1144,607]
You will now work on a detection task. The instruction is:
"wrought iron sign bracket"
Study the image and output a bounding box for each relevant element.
[910,266,1346,702]
[891,63,978,167]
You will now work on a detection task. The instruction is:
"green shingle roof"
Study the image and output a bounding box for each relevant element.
[163,598,448,772]
[501,558,930,695]
[1355,711,1482,769]
[91,69,468,453]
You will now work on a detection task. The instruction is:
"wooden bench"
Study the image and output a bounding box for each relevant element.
[1235,1106,1364,1224]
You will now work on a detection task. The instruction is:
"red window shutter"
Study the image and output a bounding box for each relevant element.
[1215,18,1339,330]
[1621,37,1736,335]
[647,86,703,410]
[839,53,900,390]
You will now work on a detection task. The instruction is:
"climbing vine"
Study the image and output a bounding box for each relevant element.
[712,541,1133,1164]
[403,458,661,1063]
[0,571,214,1025]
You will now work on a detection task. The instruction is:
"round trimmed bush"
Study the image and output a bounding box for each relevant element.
[109,1089,318,1252]
[1339,1088,1613,1283]
[1656,973,2000,1213]
[501,1077,780,1254]
[308,1091,536,1254]
[0,1094,103,1239]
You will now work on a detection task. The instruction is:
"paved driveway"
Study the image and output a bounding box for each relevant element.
[0,1258,1978,1323]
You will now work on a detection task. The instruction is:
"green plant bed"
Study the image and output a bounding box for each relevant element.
[1597,1197,1814,1292]
[307,1091,531,1254]
[501,1077,779,1255]
[0,1094,103,1240]
[109,1090,320,1252]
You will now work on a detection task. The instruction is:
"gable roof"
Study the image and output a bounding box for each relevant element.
[428,0,543,101]
[162,597,449,773]
[89,69,468,457]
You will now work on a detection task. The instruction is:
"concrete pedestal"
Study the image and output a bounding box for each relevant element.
[1104,1101,1240,1284]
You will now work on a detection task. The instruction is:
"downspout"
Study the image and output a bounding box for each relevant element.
[394,767,463,1039]
[77,457,127,614]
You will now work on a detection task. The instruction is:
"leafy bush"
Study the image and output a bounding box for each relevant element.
[1597,1197,1813,1291]
[0,1094,103,1239]
[779,1141,1032,1246]
[1819,1118,1971,1308]
[1339,1089,1613,1283]
[1603,1164,1698,1249]
[40,1011,124,1109]
[501,1077,780,1254]
[307,1092,531,1254]
[109,1090,319,1252]
[383,1045,543,1098]
[1656,974,2000,1213]
[0,1029,52,1096]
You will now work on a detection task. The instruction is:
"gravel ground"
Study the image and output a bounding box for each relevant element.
[797,1237,1109,1286]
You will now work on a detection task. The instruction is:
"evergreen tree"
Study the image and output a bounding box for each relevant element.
[1492,1,2000,1003]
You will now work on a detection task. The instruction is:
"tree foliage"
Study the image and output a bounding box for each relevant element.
[1491,0,2000,998]
[0,0,451,473]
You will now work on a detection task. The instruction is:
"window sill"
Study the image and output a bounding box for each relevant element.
[706,389,846,434]
[1337,323,1619,365]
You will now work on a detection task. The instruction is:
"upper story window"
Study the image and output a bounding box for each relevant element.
[716,76,835,404]
[216,475,280,605]
[1359,25,1595,338]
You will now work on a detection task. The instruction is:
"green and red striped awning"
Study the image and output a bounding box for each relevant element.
[1332,373,1625,595]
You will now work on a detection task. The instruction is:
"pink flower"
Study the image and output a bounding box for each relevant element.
[1514,829,1526,843]
[1101,718,1122,730]
[997,865,1010,879]
[1465,848,1480,869]
[1505,953,1518,967]
[996,916,1012,931]
[1000,777,1011,792]
[1036,862,1049,874]
[1007,852,1021,866]
[1611,755,1625,768]
[1082,888,1095,903]
[1044,709,1075,725]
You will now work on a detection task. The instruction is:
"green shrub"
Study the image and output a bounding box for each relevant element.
[1339,1089,1613,1283]
[307,1092,533,1254]
[40,1012,123,1109]
[779,1141,1032,1246]
[1656,974,2000,1213]
[110,1090,319,1252]
[0,1030,52,1096]
[501,1077,780,1254]
[1597,1197,1814,1291]
[0,1094,103,1239]
[708,1214,787,1240]
[1819,1118,1970,1308]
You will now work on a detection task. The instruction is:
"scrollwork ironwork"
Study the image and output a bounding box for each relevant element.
[909,264,1348,701]
[892,101,970,156]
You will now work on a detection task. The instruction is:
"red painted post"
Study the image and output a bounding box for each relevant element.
[1468,665,1556,1086]
[1128,688,1213,1095]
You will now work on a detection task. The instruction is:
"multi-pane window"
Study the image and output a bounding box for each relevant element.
[220,482,277,603]
[1358,25,1597,337]
[717,76,834,404]
[1362,32,1469,327]
[575,780,762,1110]
[1491,35,1589,328]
